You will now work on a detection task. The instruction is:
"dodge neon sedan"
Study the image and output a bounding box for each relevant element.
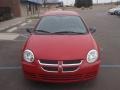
[22,10,101,83]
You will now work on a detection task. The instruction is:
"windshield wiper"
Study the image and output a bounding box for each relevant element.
[53,31,86,34]
[35,30,51,34]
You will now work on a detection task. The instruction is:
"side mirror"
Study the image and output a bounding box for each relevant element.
[89,27,96,34]
[26,28,33,34]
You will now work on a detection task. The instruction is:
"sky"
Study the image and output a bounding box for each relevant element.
[60,0,120,5]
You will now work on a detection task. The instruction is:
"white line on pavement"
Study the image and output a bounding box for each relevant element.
[0,66,21,70]
[1,65,120,70]
[101,65,120,68]
[11,40,25,42]
[0,33,19,40]
[27,20,32,23]
[0,39,26,42]
[19,34,29,38]
[7,27,17,33]
[20,22,27,26]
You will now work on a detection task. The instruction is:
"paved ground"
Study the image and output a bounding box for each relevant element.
[0,17,26,31]
[0,5,120,90]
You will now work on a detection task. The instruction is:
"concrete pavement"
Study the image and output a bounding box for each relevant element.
[0,17,26,31]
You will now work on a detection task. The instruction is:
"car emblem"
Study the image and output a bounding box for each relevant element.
[58,61,63,73]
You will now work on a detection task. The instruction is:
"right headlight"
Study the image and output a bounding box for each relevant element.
[87,49,98,63]
[23,49,34,63]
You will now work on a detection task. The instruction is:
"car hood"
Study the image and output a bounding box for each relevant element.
[25,34,98,60]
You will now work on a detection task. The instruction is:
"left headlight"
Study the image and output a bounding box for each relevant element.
[87,49,98,63]
[23,49,34,63]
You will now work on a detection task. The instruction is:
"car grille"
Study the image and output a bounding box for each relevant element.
[38,59,83,73]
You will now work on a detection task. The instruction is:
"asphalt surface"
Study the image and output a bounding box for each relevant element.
[0,5,120,90]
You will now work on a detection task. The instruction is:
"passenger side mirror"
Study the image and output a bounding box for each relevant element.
[89,27,96,34]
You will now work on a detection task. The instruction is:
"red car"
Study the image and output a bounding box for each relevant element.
[22,10,101,83]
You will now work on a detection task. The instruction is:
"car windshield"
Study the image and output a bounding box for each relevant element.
[36,16,88,34]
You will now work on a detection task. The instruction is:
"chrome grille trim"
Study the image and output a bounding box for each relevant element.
[41,67,58,73]
[62,61,83,67]
[38,60,83,73]
[62,60,83,73]
[38,61,58,67]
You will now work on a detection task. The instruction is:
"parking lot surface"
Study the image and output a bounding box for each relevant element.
[0,5,120,90]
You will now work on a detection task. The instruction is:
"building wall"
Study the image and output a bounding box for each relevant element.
[11,0,21,17]
[20,3,28,17]
[20,2,41,17]
[0,0,41,19]
[0,0,21,17]
[0,0,11,7]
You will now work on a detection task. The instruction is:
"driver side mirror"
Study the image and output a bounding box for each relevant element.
[26,28,34,34]
[89,27,96,34]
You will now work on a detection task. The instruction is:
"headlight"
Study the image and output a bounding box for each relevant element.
[87,49,98,63]
[23,50,34,63]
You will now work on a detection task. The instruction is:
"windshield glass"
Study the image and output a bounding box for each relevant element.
[36,16,88,34]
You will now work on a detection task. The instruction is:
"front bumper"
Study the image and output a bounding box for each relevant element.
[22,60,100,83]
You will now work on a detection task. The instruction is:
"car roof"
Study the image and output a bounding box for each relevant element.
[43,10,80,16]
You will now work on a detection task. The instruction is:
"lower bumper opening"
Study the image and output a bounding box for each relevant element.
[24,71,98,82]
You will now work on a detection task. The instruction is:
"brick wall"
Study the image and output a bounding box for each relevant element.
[0,0,42,18]
[0,0,21,17]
